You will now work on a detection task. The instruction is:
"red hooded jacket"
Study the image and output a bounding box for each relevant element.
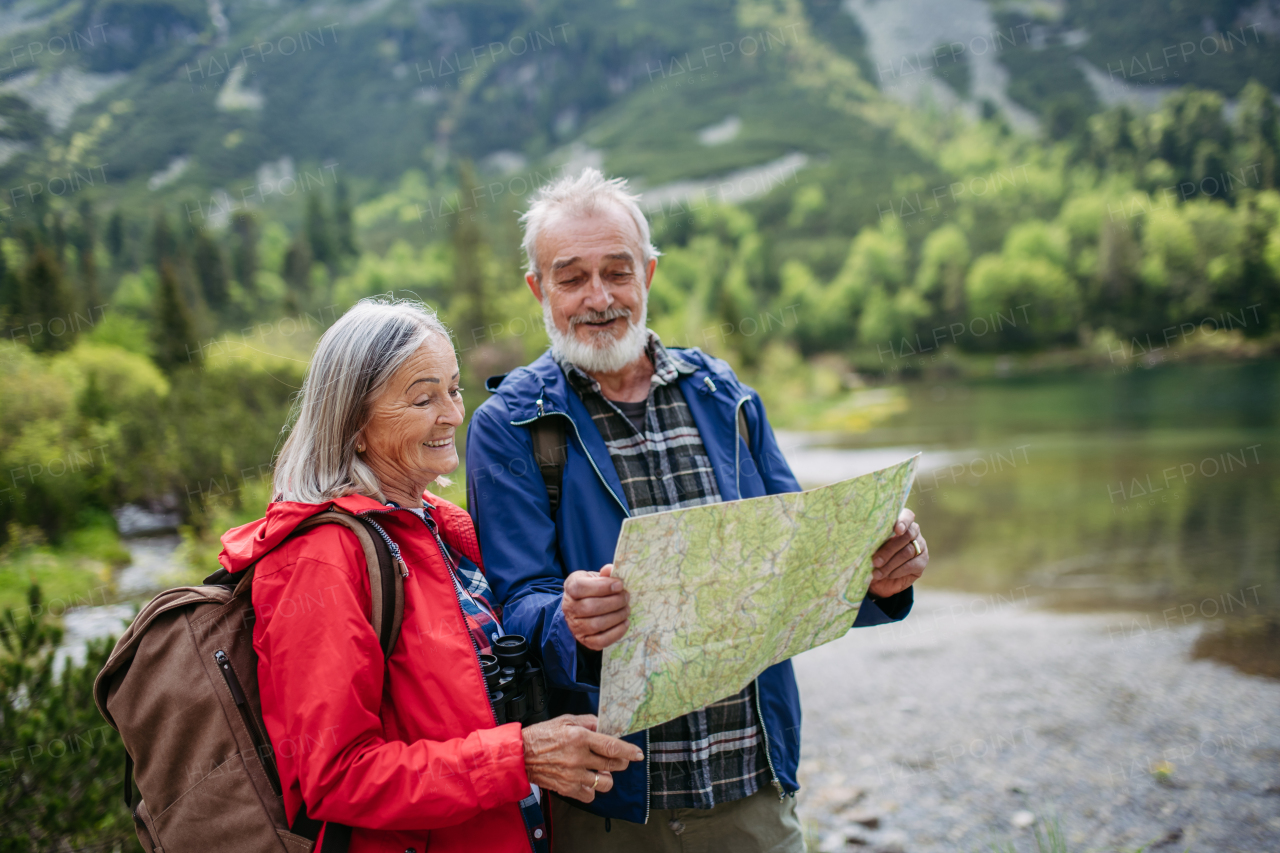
[219,493,534,853]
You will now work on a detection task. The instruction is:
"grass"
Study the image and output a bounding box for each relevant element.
[983,815,1188,853]
[0,513,129,615]
[987,817,1071,853]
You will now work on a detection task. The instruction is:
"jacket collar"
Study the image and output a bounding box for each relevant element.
[487,337,740,423]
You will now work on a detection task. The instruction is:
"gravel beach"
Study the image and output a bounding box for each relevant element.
[792,588,1280,853]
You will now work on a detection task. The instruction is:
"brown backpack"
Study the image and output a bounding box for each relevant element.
[93,509,405,853]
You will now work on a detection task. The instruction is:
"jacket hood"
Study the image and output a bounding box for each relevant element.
[217,493,387,573]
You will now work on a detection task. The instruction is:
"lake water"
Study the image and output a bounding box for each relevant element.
[781,359,1280,676]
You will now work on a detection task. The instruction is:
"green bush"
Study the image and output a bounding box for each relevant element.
[0,585,137,852]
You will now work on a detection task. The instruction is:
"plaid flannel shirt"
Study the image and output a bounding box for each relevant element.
[557,332,772,810]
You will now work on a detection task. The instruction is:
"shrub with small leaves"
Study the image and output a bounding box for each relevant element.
[0,584,138,852]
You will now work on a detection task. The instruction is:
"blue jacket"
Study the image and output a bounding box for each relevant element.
[466,347,912,824]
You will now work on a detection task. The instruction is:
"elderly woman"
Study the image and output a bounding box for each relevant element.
[218,298,641,853]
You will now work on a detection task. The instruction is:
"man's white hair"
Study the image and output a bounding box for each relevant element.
[519,167,660,279]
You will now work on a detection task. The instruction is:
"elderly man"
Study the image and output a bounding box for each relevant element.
[466,169,929,851]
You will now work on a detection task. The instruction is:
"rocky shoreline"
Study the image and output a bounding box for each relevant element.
[792,589,1280,852]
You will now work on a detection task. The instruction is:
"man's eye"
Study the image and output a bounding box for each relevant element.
[450,387,463,398]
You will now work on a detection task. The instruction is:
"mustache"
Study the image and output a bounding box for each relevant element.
[566,305,632,330]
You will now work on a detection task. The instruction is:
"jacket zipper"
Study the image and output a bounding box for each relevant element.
[753,678,783,798]
[515,399,643,819]
[363,506,496,723]
[517,381,754,822]
[422,511,538,853]
[695,372,752,500]
[708,374,783,797]
[361,508,535,853]
[643,729,651,824]
[351,509,411,578]
[214,649,283,796]
[510,408,631,519]
[732,395,750,498]
[420,513,502,727]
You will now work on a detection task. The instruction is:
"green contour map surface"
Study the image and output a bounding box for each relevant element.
[598,454,920,737]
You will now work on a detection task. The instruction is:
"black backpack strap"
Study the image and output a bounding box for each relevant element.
[528,416,568,518]
[123,752,134,809]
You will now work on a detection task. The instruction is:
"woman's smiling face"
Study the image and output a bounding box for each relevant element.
[357,332,464,505]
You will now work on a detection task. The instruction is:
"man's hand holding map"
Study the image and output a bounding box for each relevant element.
[597,454,920,737]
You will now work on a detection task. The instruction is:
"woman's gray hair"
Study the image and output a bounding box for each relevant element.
[273,297,453,504]
[519,167,660,279]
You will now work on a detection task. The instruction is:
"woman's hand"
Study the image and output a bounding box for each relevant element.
[521,714,643,802]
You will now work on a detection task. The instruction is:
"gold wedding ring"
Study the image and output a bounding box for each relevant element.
[591,772,600,790]
[912,538,922,556]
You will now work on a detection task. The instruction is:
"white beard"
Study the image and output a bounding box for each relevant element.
[543,290,649,374]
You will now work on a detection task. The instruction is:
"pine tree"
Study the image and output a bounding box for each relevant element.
[15,223,38,256]
[152,260,200,370]
[231,211,258,293]
[30,191,49,243]
[152,212,177,268]
[51,212,67,265]
[282,236,312,314]
[75,198,101,313]
[452,160,486,347]
[0,235,12,317]
[305,192,335,269]
[23,246,77,353]
[105,210,125,265]
[0,248,21,330]
[334,179,358,256]
[192,227,229,314]
[1236,80,1278,190]
[77,371,111,422]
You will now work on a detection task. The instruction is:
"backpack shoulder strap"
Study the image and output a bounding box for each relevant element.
[528,416,568,518]
[252,511,405,659]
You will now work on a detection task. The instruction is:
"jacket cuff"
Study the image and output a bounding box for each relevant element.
[467,723,531,811]
[577,645,602,686]
[546,605,601,693]
[853,586,914,627]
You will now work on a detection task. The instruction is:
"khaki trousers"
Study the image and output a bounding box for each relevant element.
[550,786,804,853]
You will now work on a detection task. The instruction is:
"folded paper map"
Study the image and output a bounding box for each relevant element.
[598,454,920,737]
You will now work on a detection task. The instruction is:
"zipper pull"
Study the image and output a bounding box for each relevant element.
[367,517,411,578]
[388,543,410,578]
[536,397,545,416]
[214,650,247,705]
[703,376,717,393]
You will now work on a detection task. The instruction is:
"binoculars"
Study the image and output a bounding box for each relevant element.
[480,635,549,726]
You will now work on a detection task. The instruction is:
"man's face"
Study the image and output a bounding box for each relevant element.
[527,202,656,370]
